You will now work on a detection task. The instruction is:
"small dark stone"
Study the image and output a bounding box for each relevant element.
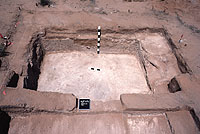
[168,77,181,93]
[40,0,51,6]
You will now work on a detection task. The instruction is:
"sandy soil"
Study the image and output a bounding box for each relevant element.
[0,0,200,133]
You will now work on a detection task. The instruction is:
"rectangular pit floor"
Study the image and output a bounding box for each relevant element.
[38,51,150,101]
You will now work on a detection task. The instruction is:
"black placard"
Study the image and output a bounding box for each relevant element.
[79,99,90,110]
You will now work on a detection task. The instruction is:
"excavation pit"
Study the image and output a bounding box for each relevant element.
[37,52,150,101]
[24,28,186,101]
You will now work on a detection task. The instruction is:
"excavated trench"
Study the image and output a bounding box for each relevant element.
[23,33,45,90]
[2,28,200,133]
[23,28,191,100]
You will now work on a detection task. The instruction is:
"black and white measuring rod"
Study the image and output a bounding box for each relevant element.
[97,26,101,54]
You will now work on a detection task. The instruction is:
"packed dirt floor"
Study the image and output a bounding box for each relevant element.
[0,0,200,134]
[38,52,150,101]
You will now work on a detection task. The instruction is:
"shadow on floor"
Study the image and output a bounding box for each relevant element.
[0,110,11,134]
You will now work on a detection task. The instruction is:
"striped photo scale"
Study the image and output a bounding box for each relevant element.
[97,26,101,54]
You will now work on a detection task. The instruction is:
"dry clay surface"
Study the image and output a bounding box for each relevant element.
[38,51,150,101]
[38,32,180,98]
[0,0,200,133]
[8,110,199,134]
[136,33,180,92]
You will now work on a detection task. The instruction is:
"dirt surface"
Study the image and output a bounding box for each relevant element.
[0,0,200,133]
[8,110,199,134]
[38,52,150,101]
